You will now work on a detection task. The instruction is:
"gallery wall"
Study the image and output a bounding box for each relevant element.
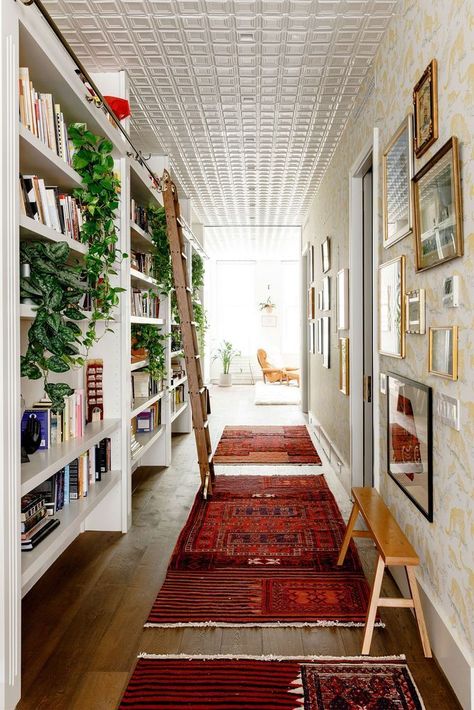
[303,0,473,702]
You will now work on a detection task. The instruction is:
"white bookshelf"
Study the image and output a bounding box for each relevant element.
[130,391,165,420]
[130,315,165,326]
[20,214,88,256]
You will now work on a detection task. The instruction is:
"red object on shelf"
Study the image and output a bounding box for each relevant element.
[104,96,131,121]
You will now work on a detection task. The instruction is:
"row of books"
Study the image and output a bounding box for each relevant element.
[131,289,160,318]
[19,173,83,241]
[131,370,163,402]
[19,67,74,166]
[170,365,185,384]
[21,391,86,452]
[131,250,153,277]
[131,200,149,232]
[20,438,112,551]
[170,384,186,414]
[133,401,161,434]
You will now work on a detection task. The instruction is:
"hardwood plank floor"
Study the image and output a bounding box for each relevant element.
[19,386,461,709]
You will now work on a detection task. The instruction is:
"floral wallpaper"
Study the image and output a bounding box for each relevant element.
[304,0,473,660]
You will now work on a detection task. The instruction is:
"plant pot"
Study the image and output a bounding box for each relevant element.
[219,373,232,387]
[263,305,274,314]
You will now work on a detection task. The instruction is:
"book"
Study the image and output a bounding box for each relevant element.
[69,458,79,500]
[21,518,60,551]
[20,504,47,532]
[21,512,50,541]
[21,493,46,521]
[21,409,50,450]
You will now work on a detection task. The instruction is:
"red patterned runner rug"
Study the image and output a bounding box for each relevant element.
[146,475,378,627]
[120,655,425,709]
[212,425,322,464]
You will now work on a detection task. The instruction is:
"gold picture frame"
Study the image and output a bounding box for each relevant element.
[339,337,349,395]
[307,286,315,320]
[429,326,458,380]
[379,255,406,358]
[413,137,463,272]
[383,115,414,247]
[413,59,438,158]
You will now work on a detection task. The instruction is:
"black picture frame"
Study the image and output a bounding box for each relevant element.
[387,372,433,521]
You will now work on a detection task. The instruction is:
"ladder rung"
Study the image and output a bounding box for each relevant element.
[186,286,192,293]
[203,420,209,429]
[199,387,206,394]
[181,252,187,260]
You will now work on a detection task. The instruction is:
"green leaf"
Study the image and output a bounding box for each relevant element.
[46,355,70,373]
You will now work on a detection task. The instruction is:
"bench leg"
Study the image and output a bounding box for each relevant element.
[406,566,432,658]
[337,502,360,566]
[362,554,385,655]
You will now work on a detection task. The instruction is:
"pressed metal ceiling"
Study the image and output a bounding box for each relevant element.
[43,0,395,225]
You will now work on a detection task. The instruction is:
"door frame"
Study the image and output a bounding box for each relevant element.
[348,128,380,490]
[301,244,309,414]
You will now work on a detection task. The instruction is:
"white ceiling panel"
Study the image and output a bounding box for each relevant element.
[42,0,395,226]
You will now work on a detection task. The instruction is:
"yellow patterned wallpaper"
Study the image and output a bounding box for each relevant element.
[304,0,473,658]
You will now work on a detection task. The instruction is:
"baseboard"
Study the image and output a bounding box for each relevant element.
[307,413,351,493]
[389,566,473,709]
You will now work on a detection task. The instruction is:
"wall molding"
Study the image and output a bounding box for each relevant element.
[308,412,351,493]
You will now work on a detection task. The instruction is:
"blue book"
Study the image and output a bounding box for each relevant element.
[21,409,50,450]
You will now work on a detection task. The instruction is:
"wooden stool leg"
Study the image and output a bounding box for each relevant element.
[337,502,359,566]
[406,566,432,658]
[362,554,385,655]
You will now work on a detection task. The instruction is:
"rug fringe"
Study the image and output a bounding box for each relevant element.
[136,653,406,661]
[144,620,385,629]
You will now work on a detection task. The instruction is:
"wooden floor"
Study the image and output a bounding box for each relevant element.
[19,387,460,710]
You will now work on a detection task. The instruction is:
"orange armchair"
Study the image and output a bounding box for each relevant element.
[257,349,300,386]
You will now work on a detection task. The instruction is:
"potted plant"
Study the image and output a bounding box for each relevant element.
[258,284,276,313]
[213,340,240,387]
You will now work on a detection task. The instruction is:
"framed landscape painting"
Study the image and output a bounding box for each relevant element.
[379,255,406,358]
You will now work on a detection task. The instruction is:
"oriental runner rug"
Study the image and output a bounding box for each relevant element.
[212,425,322,464]
[146,475,377,627]
[120,655,425,709]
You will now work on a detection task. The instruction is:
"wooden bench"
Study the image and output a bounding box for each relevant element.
[337,487,432,658]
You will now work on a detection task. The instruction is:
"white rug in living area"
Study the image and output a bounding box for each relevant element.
[254,381,301,405]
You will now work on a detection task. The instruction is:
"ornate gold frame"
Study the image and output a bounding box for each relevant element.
[413,59,438,158]
[339,337,349,395]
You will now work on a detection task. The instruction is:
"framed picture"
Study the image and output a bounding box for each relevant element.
[322,316,330,368]
[321,237,330,273]
[413,137,463,272]
[429,326,458,380]
[405,289,425,334]
[261,314,277,328]
[307,286,315,320]
[383,115,414,247]
[339,337,349,395]
[322,276,330,311]
[317,290,323,311]
[379,255,406,358]
[308,244,315,284]
[309,321,315,354]
[317,318,323,355]
[413,59,438,158]
[336,268,349,330]
[387,372,433,521]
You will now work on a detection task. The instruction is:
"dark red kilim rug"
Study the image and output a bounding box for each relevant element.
[120,656,425,709]
[146,475,377,627]
[212,426,322,464]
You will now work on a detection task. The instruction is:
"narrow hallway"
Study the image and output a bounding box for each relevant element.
[20,386,459,709]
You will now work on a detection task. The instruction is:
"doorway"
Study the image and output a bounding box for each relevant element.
[349,131,380,490]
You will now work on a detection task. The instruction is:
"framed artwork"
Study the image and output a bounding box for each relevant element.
[307,286,315,320]
[383,115,414,247]
[413,59,438,158]
[322,276,330,311]
[309,321,315,354]
[387,372,433,522]
[405,289,426,334]
[308,244,315,284]
[321,237,330,273]
[413,137,463,272]
[317,290,323,311]
[317,318,323,355]
[442,275,459,308]
[261,314,277,328]
[339,337,349,395]
[429,326,458,380]
[336,268,349,330]
[322,316,330,368]
[379,255,406,358]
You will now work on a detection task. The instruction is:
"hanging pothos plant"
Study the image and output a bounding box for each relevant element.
[131,324,168,384]
[20,125,125,413]
[148,204,174,294]
[191,252,208,357]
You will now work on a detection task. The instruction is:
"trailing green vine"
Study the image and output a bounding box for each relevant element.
[191,252,208,358]
[131,324,168,383]
[148,204,174,294]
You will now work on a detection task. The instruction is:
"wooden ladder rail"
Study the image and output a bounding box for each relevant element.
[161,170,215,498]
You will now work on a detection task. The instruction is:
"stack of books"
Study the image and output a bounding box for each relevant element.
[130,200,148,231]
[134,401,161,433]
[19,67,74,166]
[21,493,60,551]
[131,370,163,402]
[131,289,160,318]
[131,250,153,277]
[20,390,86,453]
[19,173,83,241]
[130,427,143,459]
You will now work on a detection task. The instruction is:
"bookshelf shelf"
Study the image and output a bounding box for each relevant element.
[130,315,165,326]
[170,375,187,391]
[130,358,149,372]
[130,267,160,289]
[19,124,82,189]
[21,419,120,497]
[171,401,188,423]
[132,425,166,467]
[171,350,184,358]
[130,220,154,251]
[19,214,88,255]
[21,469,121,597]
[130,160,163,208]
[130,391,164,419]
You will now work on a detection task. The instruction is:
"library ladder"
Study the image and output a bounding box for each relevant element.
[161,170,215,498]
